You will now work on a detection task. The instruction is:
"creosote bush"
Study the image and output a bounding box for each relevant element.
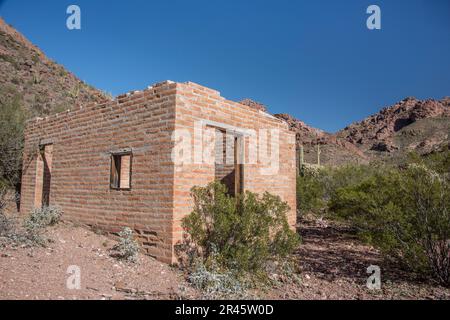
[180,182,300,288]
[111,227,139,263]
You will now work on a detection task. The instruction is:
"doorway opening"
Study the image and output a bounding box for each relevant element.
[214,129,243,196]
[34,144,53,208]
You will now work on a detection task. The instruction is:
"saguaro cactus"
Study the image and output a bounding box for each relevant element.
[317,144,321,166]
[300,145,304,168]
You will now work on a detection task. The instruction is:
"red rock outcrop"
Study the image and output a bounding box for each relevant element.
[274,113,368,165]
[338,97,450,153]
[239,99,267,112]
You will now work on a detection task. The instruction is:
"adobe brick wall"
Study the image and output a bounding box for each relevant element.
[171,82,297,248]
[21,81,178,263]
[21,80,297,264]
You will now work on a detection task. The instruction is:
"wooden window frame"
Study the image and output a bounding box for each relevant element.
[110,151,133,191]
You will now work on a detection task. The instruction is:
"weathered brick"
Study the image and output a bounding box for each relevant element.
[21,81,296,264]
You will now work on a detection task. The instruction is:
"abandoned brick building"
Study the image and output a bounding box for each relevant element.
[20,81,296,263]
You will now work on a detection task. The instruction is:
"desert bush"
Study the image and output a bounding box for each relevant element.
[0,211,12,238]
[320,164,382,200]
[24,205,62,230]
[0,187,12,236]
[296,163,381,217]
[181,182,300,277]
[0,187,21,244]
[0,87,26,189]
[111,227,139,263]
[1,205,62,247]
[188,254,251,300]
[300,163,322,177]
[329,163,449,285]
[417,148,450,178]
[296,168,326,217]
[22,206,63,245]
[0,186,7,211]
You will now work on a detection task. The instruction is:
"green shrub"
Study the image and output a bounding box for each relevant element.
[181,182,300,275]
[111,227,139,263]
[414,148,450,177]
[329,163,449,285]
[296,163,381,218]
[296,171,325,216]
[321,164,382,200]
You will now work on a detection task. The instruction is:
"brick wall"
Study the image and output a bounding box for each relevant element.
[171,82,297,248]
[21,81,178,263]
[21,80,297,264]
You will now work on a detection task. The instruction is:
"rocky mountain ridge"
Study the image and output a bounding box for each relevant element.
[0,17,108,118]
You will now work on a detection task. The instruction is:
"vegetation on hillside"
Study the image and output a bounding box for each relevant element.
[0,20,110,192]
[0,19,108,117]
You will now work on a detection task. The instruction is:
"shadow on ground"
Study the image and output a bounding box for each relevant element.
[295,219,428,285]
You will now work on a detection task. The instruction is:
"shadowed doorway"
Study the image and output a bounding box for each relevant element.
[214,129,243,196]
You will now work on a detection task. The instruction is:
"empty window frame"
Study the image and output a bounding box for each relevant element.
[110,151,132,190]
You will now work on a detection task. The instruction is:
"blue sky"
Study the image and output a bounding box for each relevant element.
[0,0,449,132]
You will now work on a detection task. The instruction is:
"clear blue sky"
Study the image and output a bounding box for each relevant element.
[1,0,449,132]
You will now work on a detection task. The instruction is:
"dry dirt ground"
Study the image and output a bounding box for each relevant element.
[0,219,448,300]
[0,222,197,300]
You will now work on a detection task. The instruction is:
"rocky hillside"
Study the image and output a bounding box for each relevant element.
[337,97,450,158]
[0,17,108,118]
[274,114,368,166]
[273,96,449,166]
